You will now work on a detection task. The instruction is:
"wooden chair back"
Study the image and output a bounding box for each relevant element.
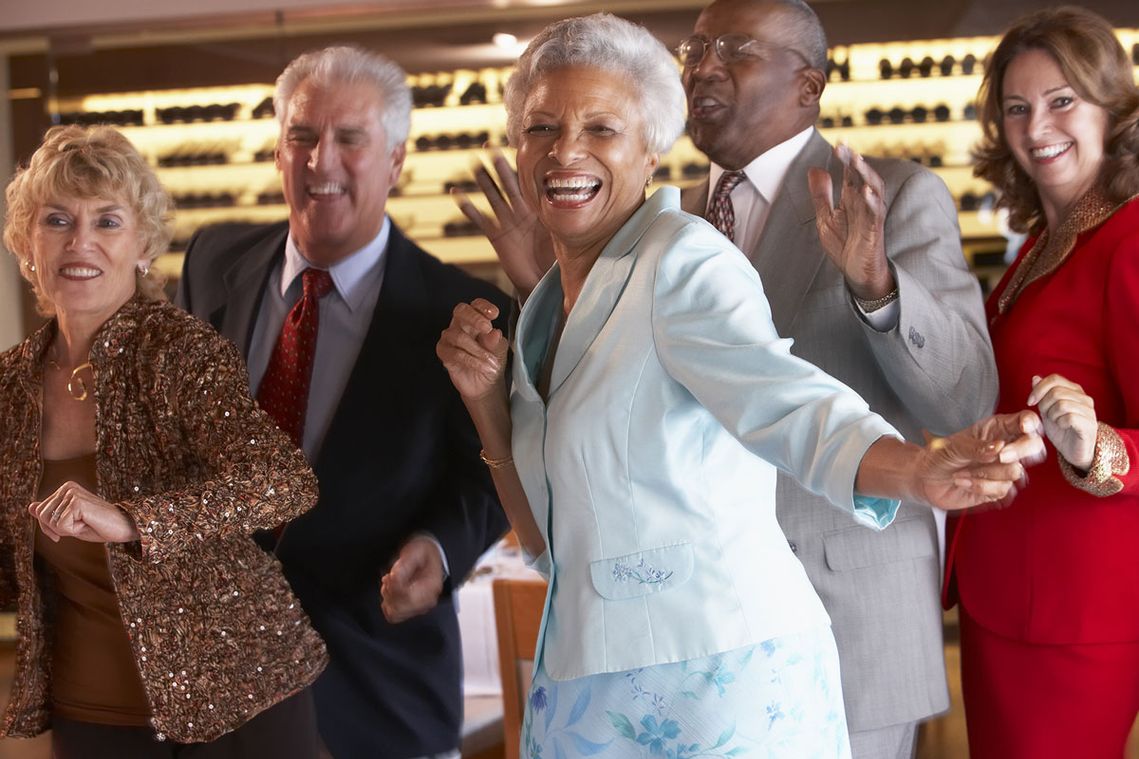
[492,576,547,759]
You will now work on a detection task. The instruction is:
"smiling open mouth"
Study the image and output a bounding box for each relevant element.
[307,182,347,198]
[545,176,601,205]
[1030,142,1073,161]
[688,96,724,120]
[59,266,102,280]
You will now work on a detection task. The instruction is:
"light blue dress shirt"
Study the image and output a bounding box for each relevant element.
[247,217,390,460]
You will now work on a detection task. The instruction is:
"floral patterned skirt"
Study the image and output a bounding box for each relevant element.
[522,625,851,759]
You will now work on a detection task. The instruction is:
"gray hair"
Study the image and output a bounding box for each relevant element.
[504,13,686,155]
[774,0,828,71]
[274,46,412,151]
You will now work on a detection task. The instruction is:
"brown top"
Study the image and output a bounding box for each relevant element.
[0,296,327,743]
[34,453,150,725]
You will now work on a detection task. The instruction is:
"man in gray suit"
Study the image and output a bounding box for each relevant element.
[679,0,996,756]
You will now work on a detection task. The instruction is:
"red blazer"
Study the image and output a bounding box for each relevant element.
[945,196,1139,645]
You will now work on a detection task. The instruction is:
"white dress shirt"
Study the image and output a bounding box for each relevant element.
[706,126,899,331]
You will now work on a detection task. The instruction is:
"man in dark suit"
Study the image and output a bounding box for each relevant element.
[177,45,509,759]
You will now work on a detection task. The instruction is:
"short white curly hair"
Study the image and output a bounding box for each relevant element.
[504,13,687,155]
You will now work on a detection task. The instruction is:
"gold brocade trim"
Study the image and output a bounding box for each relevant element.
[997,189,1122,315]
[1059,422,1131,497]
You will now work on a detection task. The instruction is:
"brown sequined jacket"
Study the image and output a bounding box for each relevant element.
[0,296,328,743]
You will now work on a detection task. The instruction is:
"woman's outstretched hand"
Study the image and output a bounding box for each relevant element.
[436,298,509,402]
[29,481,141,543]
[913,410,1047,511]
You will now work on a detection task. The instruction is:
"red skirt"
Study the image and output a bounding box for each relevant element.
[960,608,1139,759]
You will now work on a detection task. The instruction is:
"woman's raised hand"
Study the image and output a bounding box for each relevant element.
[913,410,1047,511]
[1028,374,1098,471]
[452,149,554,301]
[437,298,509,402]
[29,481,141,544]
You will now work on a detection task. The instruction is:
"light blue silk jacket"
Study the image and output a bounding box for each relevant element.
[511,187,899,681]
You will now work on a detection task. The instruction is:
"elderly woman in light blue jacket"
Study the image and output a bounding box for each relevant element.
[437,13,1042,758]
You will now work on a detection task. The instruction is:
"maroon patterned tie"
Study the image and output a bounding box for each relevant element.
[257,268,333,448]
[707,170,747,243]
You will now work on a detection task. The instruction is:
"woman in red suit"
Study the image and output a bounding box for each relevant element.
[944,7,1139,757]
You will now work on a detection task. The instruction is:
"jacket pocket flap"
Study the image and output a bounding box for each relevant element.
[824,517,935,571]
[589,543,694,600]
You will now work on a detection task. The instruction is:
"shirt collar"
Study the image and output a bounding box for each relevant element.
[709,125,814,204]
[281,216,391,312]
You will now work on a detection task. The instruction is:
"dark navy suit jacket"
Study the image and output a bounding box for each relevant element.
[177,220,509,757]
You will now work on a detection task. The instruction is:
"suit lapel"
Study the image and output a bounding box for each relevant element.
[215,226,286,355]
[751,131,838,334]
[546,189,673,396]
[547,254,636,395]
[314,224,427,473]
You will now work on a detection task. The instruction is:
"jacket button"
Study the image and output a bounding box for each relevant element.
[788,540,798,554]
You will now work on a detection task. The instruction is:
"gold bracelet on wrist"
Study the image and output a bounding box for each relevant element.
[854,286,899,313]
[479,449,514,470]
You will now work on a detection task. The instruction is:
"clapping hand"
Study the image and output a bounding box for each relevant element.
[1028,374,1098,471]
[452,149,555,300]
[807,144,894,301]
[436,299,508,402]
[29,480,140,543]
[913,411,1047,511]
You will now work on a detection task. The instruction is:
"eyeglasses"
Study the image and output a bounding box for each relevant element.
[676,34,810,69]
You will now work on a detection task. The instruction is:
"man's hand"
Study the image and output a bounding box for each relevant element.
[380,536,446,624]
[807,144,894,301]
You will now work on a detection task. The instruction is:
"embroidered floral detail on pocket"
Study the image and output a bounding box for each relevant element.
[590,543,693,600]
[611,558,674,585]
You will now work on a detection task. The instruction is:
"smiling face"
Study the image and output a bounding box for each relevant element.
[31,195,146,324]
[515,65,659,260]
[1001,48,1110,224]
[683,0,820,170]
[276,78,406,266]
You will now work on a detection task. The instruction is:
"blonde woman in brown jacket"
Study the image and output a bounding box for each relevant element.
[0,125,328,757]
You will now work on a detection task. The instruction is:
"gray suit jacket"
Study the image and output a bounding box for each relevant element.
[682,130,997,731]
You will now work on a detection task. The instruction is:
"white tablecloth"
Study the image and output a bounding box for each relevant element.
[458,541,543,697]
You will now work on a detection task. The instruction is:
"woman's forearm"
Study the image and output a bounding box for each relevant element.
[854,412,1043,513]
[464,390,546,559]
[854,436,924,503]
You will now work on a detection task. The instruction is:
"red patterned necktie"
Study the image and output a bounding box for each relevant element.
[257,268,334,448]
[707,170,747,243]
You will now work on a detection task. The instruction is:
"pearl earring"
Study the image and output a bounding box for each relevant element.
[24,260,35,273]
[137,262,150,276]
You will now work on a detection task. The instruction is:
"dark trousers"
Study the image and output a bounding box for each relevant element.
[52,689,319,759]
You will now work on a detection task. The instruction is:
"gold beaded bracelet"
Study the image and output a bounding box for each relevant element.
[854,286,899,313]
[479,449,515,470]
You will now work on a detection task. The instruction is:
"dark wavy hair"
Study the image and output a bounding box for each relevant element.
[972,6,1139,232]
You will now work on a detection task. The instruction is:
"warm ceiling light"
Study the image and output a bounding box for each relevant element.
[493,33,518,49]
